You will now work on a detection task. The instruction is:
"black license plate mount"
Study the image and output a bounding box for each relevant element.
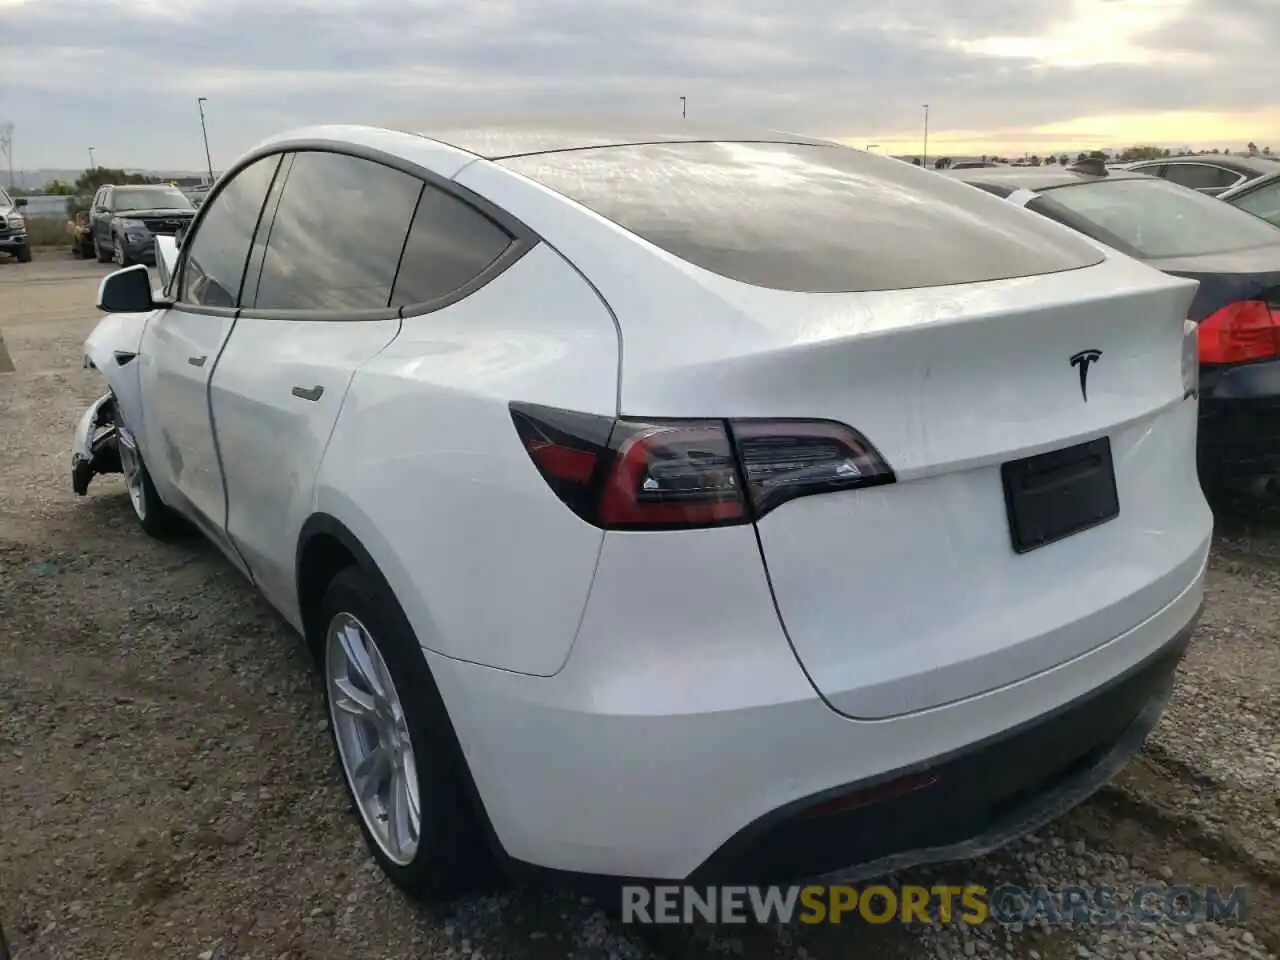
[1001,437,1119,554]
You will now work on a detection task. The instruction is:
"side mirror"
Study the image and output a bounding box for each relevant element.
[14,197,27,208]
[97,264,159,314]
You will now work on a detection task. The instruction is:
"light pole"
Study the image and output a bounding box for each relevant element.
[88,146,96,170]
[197,97,214,185]
[679,96,687,120]
[922,104,930,169]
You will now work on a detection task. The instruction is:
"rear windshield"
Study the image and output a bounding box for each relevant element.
[1038,177,1280,260]
[499,142,1104,293]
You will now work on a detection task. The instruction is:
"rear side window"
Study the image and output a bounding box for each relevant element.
[499,141,1104,293]
[179,155,281,309]
[1162,163,1240,191]
[250,151,422,312]
[390,184,513,308]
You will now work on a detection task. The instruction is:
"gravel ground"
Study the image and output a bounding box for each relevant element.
[1,252,1277,960]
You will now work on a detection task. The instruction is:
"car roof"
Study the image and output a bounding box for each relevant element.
[945,165,1154,192]
[109,183,182,191]
[1122,153,1280,176]
[385,118,839,159]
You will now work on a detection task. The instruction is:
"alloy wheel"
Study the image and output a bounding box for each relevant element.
[326,611,422,866]
[116,426,147,521]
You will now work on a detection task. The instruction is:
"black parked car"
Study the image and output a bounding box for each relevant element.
[948,163,1280,498]
[1117,153,1280,197]
[88,184,197,266]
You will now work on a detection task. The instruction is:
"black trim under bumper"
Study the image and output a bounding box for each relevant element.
[1198,359,1280,486]
[690,604,1201,886]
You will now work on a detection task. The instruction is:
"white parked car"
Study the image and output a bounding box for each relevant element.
[72,122,1212,898]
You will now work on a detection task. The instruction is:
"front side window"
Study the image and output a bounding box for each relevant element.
[1038,177,1280,259]
[1229,180,1280,228]
[249,151,422,312]
[0,187,10,207]
[179,155,281,308]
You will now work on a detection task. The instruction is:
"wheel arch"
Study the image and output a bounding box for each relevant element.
[294,509,513,873]
[295,511,388,659]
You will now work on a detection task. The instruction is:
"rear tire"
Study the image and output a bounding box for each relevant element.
[319,565,497,902]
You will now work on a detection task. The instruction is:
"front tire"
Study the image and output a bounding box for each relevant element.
[113,235,131,267]
[115,422,184,539]
[14,245,31,263]
[320,566,495,901]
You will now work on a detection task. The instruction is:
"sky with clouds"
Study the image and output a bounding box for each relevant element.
[1,0,1278,173]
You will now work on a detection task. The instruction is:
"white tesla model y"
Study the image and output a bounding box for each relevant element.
[72,121,1211,898]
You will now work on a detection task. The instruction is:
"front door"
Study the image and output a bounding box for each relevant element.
[134,153,284,566]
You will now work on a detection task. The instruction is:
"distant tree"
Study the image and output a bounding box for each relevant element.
[1087,150,1108,161]
[1265,146,1273,156]
[1057,154,1069,166]
[42,179,75,195]
[72,167,159,194]
[1075,152,1089,164]
[1118,145,1164,162]
[1247,141,1259,155]
[1045,155,1058,165]
[933,156,952,169]
[1224,148,1232,155]
[1028,154,1042,166]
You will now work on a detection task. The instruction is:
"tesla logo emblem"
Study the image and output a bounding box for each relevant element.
[1070,349,1103,402]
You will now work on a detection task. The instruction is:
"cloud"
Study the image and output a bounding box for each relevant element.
[0,0,1276,171]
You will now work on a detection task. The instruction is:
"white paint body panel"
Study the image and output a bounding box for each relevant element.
[316,243,619,676]
[210,315,403,629]
[83,307,152,432]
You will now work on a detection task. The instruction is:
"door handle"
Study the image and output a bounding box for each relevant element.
[291,385,324,402]
[187,355,207,367]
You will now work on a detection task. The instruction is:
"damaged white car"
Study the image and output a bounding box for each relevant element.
[72,123,1210,903]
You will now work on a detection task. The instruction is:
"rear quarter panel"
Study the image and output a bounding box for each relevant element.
[314,242,620,677]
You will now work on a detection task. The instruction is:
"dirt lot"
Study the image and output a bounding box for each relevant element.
[1,252,1277,960]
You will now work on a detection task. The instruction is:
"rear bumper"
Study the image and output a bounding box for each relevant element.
[694,609,1194,884]
[429,526,1207,882]
[1199,358,1280,481]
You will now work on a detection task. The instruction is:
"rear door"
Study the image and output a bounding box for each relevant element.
[210,149,513,624]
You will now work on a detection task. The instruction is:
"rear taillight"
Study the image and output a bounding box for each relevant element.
[1197,300,1280,364]
[510,402,895,530]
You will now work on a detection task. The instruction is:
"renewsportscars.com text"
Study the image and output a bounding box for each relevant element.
[620,884,1250,926]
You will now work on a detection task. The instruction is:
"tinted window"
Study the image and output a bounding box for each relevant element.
[1229,180,1280,228]
[250,151,422,312]
[1162,163,1240,190]
[500,142,1103,293]
[390,184,513,307]
[179,155,280,308]
[1039,178,1280,259]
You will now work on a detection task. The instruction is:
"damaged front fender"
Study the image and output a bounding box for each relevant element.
[72,392,122,495]
[83,309,153,434]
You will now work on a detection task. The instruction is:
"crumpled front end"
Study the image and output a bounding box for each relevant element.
[71,392,122,495]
